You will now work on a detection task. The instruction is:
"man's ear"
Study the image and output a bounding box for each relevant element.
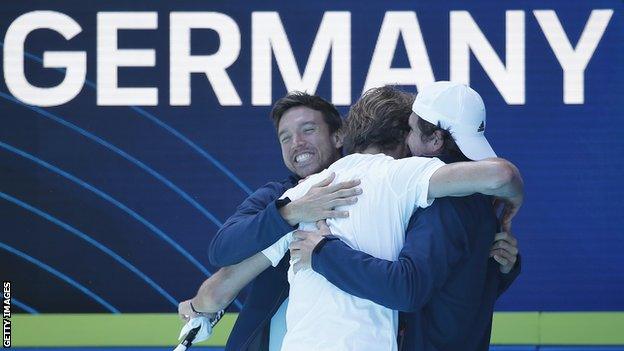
[332,129,344,149]
[431,130,445,154]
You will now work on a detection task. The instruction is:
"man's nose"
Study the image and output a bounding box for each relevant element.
[292,133,306,146]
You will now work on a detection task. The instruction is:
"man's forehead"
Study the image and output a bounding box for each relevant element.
[278,107,326,131]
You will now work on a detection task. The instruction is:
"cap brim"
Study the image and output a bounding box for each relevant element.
[453,133,497,160]
[412,100,446,126]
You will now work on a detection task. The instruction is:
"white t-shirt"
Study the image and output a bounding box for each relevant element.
[262,153,445,351]
[269,298,288,351]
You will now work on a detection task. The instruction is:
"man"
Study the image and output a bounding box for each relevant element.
[187,93,365,350]
[179,91,520,350]
[290,82,520,350]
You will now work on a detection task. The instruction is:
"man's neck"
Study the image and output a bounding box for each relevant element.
[360,145,381,155]
[436,152,469,164]
[360,146,403,159]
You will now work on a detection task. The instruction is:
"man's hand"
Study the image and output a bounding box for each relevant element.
[490,231,519,274]
[178,299,200,322]
[280,173,362,226]
[178,299,215,323]
[494,194,523,233]
[289,220,332,273]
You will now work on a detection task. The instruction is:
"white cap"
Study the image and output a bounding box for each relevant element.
[411,81,496,160]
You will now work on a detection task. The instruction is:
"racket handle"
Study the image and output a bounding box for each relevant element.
[173,344,187,351]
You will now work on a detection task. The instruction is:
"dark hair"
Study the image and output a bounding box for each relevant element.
[270,91,342,133]
[343,86,413,153]
[416,117,470,161]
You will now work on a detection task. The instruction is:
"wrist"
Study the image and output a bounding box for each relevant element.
[310,236,338,272]
[190,298,207,314]
[278,201,299,226]
[310,238,326,273]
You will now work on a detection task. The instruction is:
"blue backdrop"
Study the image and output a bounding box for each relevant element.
[1,0,622,313]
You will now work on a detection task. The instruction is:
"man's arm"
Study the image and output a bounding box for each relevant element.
[208,183,294,267]
[428,158,523,230]
[290,220,521,311]
[178,253,272,321]
[209,175,361,267]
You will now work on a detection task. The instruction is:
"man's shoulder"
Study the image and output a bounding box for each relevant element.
[405,196,497,251]
[283,168,332,200]
[449,193,495,214]
[263,176,298,191]
[328,154,397,181]
[329,153,393,169]
[410,195,495,225]
[247,177,298,202]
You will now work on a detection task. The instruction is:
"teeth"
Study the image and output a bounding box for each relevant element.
[295,153,312,163]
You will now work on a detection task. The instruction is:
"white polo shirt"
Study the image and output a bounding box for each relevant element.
[262,153,445,351]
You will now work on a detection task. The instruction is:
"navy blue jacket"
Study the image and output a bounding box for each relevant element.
[313,195,520,351]
[209,167,520,351]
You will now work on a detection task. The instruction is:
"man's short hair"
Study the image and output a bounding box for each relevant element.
[416,117,470,161]
[344,86,413,153]
[271,91,342,133]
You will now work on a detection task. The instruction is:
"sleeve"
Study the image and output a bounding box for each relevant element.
[386,157,445,214]
[208,183,295,267]
[311,198,469,312]
[261,232,294,267]
[497,254,521,297]
[258,173,329,267]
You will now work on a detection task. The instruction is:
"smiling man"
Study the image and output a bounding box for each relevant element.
[201,93,363,351]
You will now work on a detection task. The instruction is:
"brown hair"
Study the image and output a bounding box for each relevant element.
[270,91,342,133]
[343,86,413,153]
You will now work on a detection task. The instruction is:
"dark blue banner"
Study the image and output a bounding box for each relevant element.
[1,0,622,313]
